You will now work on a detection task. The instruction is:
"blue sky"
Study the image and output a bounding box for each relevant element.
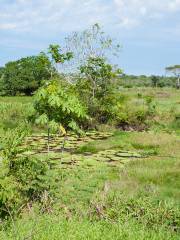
[0,0,180,75]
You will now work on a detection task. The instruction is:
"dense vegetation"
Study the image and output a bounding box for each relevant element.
[0,54,54,96]
[0,24,179,239]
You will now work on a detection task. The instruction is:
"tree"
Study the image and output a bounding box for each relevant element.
[79,56,122,99]
[1,54,54,96]
[78,56,122,123]
[0,67,4,78]
[33,80,88,151]
[165,65,180,89]
[62,23,121,75]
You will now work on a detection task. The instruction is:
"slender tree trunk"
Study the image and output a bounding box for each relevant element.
[47,128,50,153]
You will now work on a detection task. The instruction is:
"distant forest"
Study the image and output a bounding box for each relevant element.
[118,74,176,88]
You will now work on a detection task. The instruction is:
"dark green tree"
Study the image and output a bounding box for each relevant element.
[0,67,4,78]
[0,54,53,96]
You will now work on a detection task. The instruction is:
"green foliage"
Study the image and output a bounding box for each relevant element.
[0,67,4,79]
[0,54,53,96]
[169,113,180,134]
[78,57,122,125]
[0,124,29,161]
[0,129,179,239]
[115,95,157,130]
[79,56,121,99]
[0,126,57,219]
[48,44,73,64]
[92,195,180,231]
[33,80,88,133]
[47,44,73,75]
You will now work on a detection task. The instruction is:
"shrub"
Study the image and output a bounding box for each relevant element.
[116,95,157,130]
[0,126,57,219]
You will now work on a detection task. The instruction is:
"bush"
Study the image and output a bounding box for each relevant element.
[0,126,57,219]
[116,95,156,130]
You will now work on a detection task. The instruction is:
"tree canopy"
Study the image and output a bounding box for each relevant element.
[165,65,180,74]
[0,67,4,78]
[0,54,54,96]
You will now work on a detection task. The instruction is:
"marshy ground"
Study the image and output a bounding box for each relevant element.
[0,87,179,240]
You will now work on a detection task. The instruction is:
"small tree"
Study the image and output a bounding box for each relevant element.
[165,65,180,89]
[78,56,122,123]
[33,80,88,152]
[79,56,122,99]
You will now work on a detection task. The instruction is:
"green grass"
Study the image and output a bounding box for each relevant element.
[1,215,179,240]
[1,128,179,239]
[0,88,180,239]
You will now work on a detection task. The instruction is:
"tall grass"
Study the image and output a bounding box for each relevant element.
[0,97,33,130]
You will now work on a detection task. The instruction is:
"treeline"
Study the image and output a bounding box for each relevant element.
[0,61,177,97]
[118,74,176,88]
[0,63,177,96]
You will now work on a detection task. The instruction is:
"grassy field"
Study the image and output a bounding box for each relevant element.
[0,88,179,239]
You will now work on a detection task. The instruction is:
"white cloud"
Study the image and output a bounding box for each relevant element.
[0,0,112,32]
[168,0,180,11]
[0,0,179,33]
[0,23,17,30]
[113,0,180,28]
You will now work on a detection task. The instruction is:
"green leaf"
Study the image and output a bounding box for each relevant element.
[35,114,48,125]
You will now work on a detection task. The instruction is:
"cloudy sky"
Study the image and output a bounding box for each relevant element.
[0,0,180,75]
